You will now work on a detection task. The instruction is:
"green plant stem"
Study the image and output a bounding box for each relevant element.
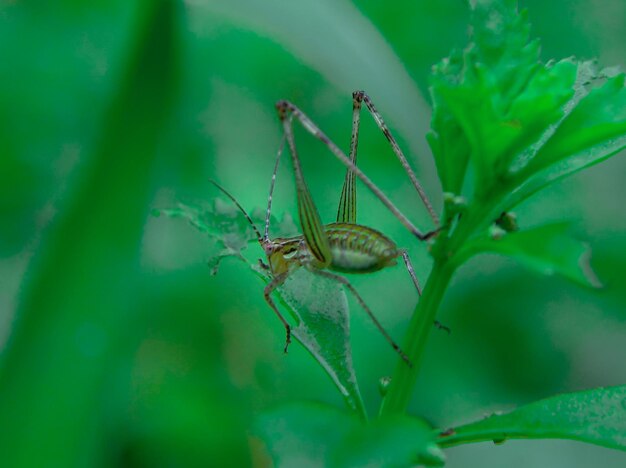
[380,199,499,416]
[379,258,454,415]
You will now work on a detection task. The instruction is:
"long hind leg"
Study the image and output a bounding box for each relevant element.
[337,91,439,226]
[336,93,360,224]
[352,91,439,225]
[309,269,412,367]
[277,99,440,240]
[276,100,432,241]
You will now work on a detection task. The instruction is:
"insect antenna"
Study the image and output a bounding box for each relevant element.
[264,134,286,241]
[209,180,263,244]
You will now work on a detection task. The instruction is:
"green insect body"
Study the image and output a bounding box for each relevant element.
[273,223,399,274]
[213,91,440,366]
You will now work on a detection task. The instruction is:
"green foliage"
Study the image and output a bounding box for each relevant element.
[429,0,626,211]
[255,402,443,467]
[1,0,625,467]
[0,1,181,464]
[160,201,367,417]
[383,0,626,420]
[456,222,600,287]
[439,385,626,451]
[177,0,626,463]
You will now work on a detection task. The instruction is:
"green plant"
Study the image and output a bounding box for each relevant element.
[165,0,626,465]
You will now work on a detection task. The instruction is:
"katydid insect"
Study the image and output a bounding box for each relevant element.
[212,91,439,366]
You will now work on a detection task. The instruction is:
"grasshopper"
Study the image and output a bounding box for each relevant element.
[213,91,439,366]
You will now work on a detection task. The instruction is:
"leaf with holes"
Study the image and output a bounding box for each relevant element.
[159,200,366,417]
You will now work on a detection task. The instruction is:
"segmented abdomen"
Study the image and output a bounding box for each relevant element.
[324,223,399,273]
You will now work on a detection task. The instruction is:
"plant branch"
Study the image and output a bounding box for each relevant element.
[379,199,500,415]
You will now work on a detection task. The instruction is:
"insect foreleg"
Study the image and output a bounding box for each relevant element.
[264,271,293,353]
[309,268,412,367]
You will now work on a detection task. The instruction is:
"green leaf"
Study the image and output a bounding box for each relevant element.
[429,0,578,195]
[333,414,444,467]
[428,0,626,208]
[427,51,471,195]
[438,385,626,452]
[524,74,626,176]
[0,2,181,465]
[194,0,432,164]
[255,402,442,467]
[269,269,366,418]
[254,402,360,467]
[158,200,299,272]
[161,200,366,417]
[455,222,600,287]
[506,73,626,207]
[159,200,259,272]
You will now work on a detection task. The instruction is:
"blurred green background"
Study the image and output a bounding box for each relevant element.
[0,0,624,466]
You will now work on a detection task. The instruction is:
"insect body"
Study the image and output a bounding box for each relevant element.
[270,224,400,275]
[213,183,420,366]
[325,223,399,273]
[212,91,439,366]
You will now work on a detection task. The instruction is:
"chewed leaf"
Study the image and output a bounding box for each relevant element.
[157,201,254,274]
[159,200,257,251]
[438,385,626,452]
[250,207,299,238]
[252,267,366,417]
[255,402,442,467]
[455,222,600,287]
[159,200,365,417]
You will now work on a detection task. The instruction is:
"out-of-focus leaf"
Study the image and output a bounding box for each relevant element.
[334,414,444,467]
[0,1,181,465]
[454,222,600,287]
[0,150,40,255]
[254,402,360,467]
[187,0,432,165]
[438,385,626,452]
[255,402,441,467]
[0,3,137,255]
[161,200,366,417]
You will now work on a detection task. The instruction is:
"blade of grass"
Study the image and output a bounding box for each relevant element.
[0,1,180,465]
